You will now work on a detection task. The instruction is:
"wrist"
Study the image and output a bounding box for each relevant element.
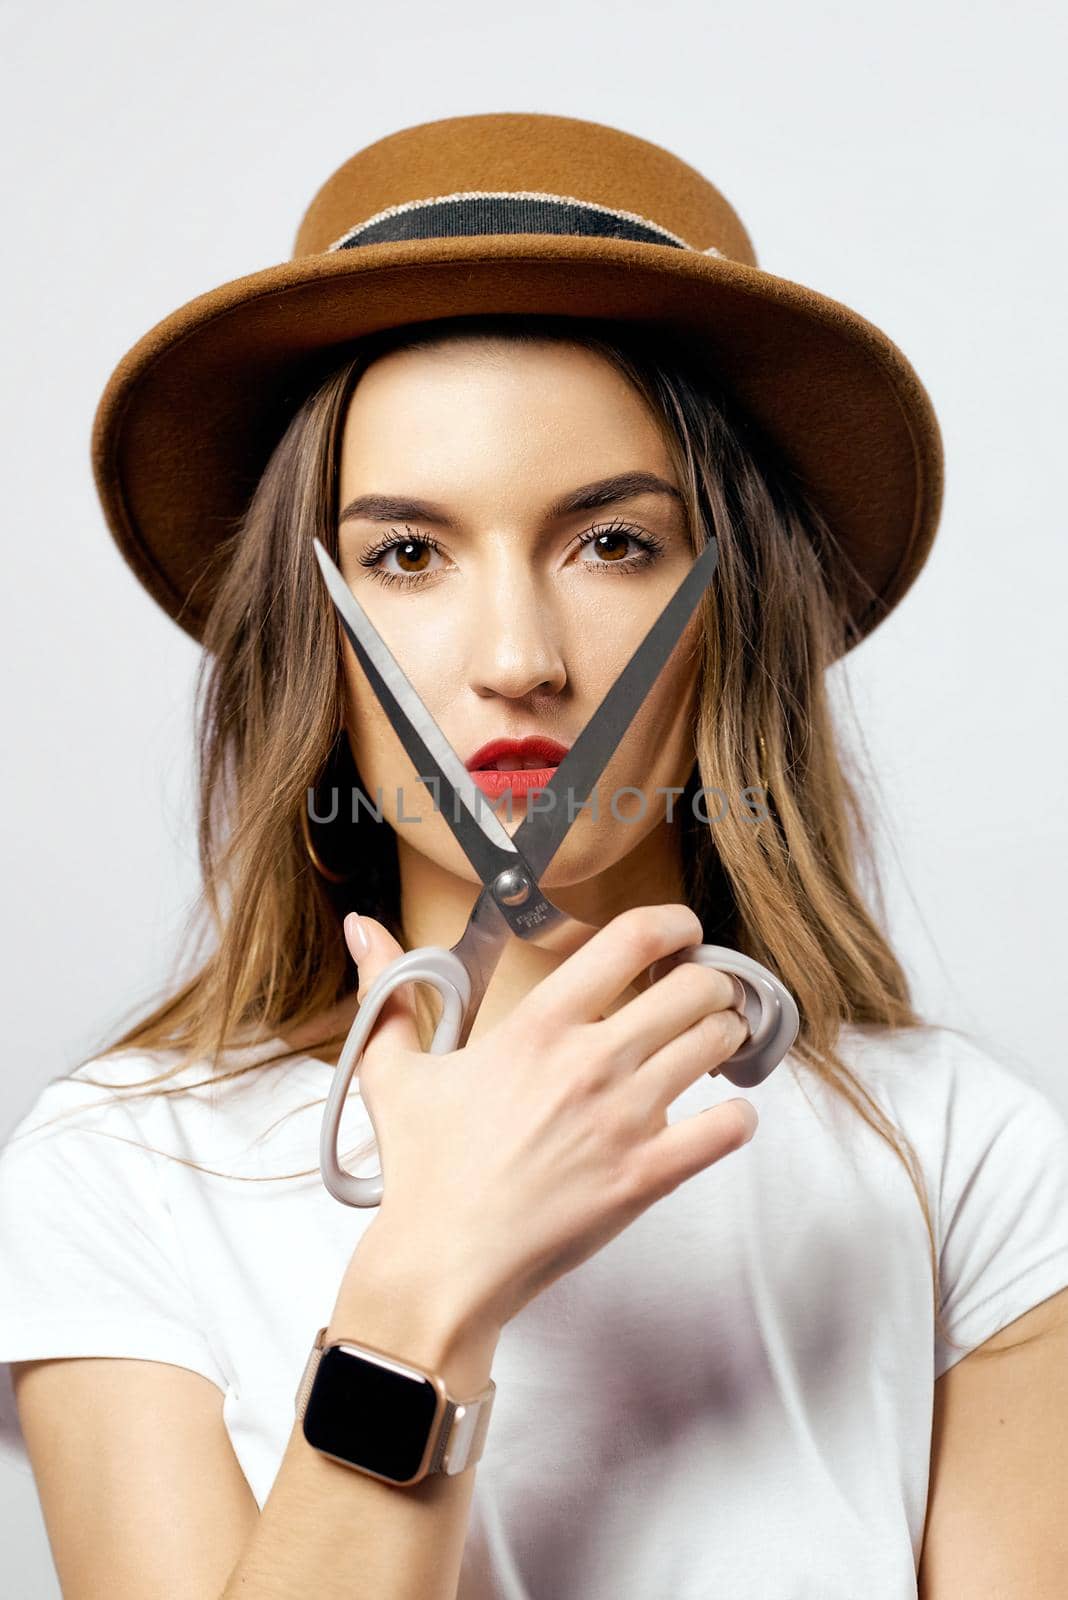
[329,1229,502,1396]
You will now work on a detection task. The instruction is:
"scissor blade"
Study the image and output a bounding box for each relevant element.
[312,539,519,888]
[512,535,720,880]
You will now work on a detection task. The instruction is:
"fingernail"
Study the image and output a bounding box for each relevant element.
[728,1097,759,1142]
[346,912,371,954]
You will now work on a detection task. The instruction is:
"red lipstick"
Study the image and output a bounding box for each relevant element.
[464,735,570,800]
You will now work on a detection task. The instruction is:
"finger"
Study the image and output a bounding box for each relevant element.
[638,1005,751,1111]
[344,913,422,1062]
[598,959,745,1070]
[639,1096,759,1198]
[529,904,705,1030]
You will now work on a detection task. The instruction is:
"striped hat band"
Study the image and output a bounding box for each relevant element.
[326,190,726,257]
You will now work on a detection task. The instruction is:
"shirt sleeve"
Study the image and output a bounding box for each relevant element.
[0,1063,229,1479]
[933,1035,1068,1377]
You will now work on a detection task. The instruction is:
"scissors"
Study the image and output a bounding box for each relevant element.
[312,533,799,1208]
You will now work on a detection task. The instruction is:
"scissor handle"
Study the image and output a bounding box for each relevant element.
[322,940,796,1206]
[320,946,472,1208]
[645,944,799,1089]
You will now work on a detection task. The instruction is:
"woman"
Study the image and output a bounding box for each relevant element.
[2,113,1067,1600]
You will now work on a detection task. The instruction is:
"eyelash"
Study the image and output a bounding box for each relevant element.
[356,518,667,590]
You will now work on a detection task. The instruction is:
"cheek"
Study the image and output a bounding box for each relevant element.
[342,659,375,770]
[340,640,476,872]
[341,610,451,763]
[618,648,700,799]
[342,657,408,803]
[657,658,700,756]
[550,636,700,871]
[340,666,424,847]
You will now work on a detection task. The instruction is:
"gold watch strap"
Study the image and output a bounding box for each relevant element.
[294,1324,496,1477]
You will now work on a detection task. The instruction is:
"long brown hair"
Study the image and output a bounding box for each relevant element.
[24,313,979,1352]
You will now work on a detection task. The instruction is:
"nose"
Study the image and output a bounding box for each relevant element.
[466,556,567,701]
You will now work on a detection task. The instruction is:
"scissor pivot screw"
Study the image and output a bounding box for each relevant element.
[494,868,532,907]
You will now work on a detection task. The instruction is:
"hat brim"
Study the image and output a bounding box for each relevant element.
[90,231,943,648]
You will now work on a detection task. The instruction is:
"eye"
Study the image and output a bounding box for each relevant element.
[354,516,667,591]
[574,519,666,574]
[357,526,449,590]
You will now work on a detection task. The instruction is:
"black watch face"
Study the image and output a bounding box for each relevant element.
[303,1344,441,1482]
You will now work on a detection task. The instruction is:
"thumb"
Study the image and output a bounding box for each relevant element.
[343,912,423,1061]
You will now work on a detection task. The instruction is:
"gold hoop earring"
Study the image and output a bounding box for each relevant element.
[300,791,352,884]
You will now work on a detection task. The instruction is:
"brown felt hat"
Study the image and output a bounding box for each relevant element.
[90,111,944,650]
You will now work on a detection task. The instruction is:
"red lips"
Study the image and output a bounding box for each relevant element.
[464,735,571,772]
[464,735,570,802]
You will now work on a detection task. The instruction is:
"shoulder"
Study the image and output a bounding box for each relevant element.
[820,1023,1068,1374]
[821,1020,1068,1219]
[0,1049,188,1212]
[2,1045,203,1158]
[830,1023,1068,1372]
[0,1034,322,1184]
[825,1021,1065,1154]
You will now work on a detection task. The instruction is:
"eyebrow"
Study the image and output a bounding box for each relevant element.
[338,471,684,528]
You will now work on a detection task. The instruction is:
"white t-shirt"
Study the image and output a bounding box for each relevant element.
[2,1021,1067,1599]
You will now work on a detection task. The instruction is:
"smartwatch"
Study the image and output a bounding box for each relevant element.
[294,1324,496,1485]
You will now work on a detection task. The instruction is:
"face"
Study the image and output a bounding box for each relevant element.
[334,336,703,905]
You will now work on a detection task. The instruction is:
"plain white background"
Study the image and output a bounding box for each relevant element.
[1,0,1065,1590]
